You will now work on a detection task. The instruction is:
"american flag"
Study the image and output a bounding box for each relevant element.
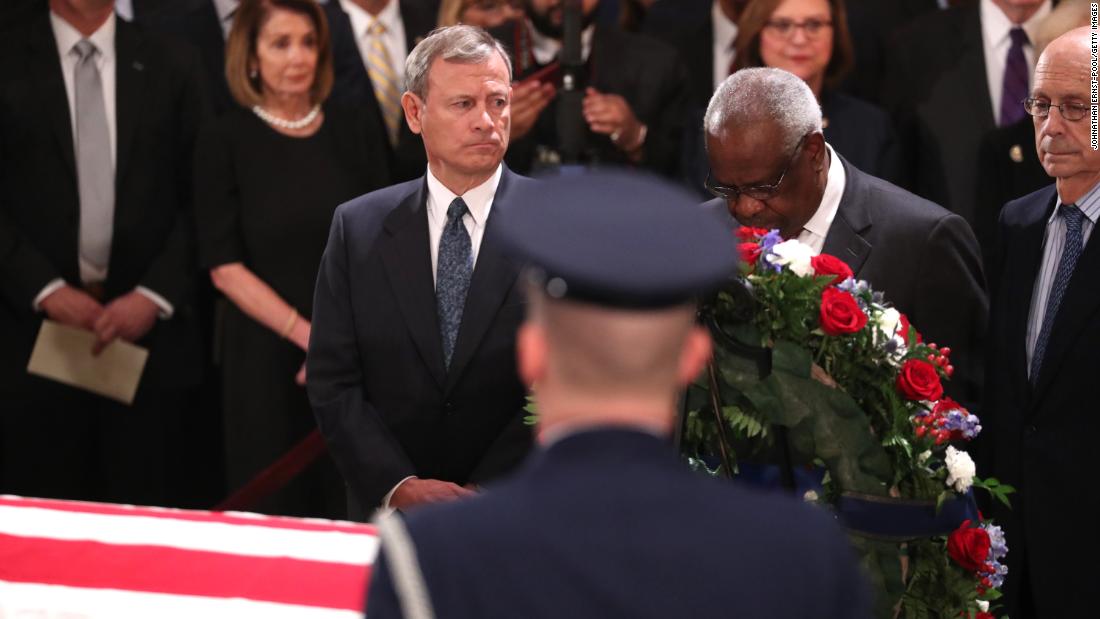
[0,495,378,618]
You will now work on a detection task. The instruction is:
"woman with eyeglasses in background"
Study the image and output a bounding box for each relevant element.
[438,0,523,28]
[734,0,902,186]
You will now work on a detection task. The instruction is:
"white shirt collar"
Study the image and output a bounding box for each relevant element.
[980,0,1050,49]
[712,0,738,51]
[341,0,402,39]
[799,143,845,252]
[1052,179,1100,226]
[51,10,115,64]
[528,21,595,66]
[425,164,503,230]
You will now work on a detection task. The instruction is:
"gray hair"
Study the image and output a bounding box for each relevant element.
[405,25,513,99]
[703,67,823,155]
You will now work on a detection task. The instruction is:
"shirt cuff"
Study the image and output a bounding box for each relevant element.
[135,286,174,319]
[32,278,67,312]
[382,476,417,510]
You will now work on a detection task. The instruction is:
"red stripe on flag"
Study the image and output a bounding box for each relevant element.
[0,497,375,536]
[0,533,373,610]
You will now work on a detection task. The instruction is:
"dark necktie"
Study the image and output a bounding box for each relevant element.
[1031,204,1085,381]
[1000,27,1029,127]
[436,198,473,368]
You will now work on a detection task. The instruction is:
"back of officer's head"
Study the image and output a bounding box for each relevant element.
[496,169,736,434]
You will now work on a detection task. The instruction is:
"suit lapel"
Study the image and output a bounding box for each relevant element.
[1032,199,1100,406]
[822,158,872,276]
[444,169,523,395]
[29,16,76,180]
[114,20,144,192]
[379,181,448,390]
[1003,190,1054,404]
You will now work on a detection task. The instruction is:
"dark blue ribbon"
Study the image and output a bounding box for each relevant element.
[836,492,980,541]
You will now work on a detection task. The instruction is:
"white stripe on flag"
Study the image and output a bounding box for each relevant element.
[0,581,364,619]
[0,505,379,565]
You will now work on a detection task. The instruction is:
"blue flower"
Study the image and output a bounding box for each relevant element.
[943,410,982,439]
[982,523,1008,560]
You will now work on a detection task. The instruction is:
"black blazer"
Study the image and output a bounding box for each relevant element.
[821,90,903,186]
[974,117,1050,276]
[367,429,872,619]
[494,22,690,178]
[307,167,535,510]
[0,14,207,390]
[981,185,1097,618]
[141,0,233,115]
[324,0,438,183]
[882,1,993,223]
[703,155,988,408]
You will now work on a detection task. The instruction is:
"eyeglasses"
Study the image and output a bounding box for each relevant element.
[763,18,833,39]
[1022,97,1094,121]
[705,135,809,202]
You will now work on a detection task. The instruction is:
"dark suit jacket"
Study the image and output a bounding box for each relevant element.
[974,116,1050,277]
[494,22,690,178]
[141,0,233,115]
[841,0,945,105]
[822,90,903,186]
[324,0,437,184]
[366,429,872,619]
[883,1,993,223]
[703,155,988,408]
[981,184,1097,617]
[307,167,535,510]
[0,13,206,391]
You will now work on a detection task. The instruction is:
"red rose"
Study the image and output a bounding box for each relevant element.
[738,242,762,266]
[897,313,923,343]
[976,613,995,619]
[735,226,770,241]
[819,288,868,336]
[810,254,853,285]
[896,359,944,401]
[947,520,991,573]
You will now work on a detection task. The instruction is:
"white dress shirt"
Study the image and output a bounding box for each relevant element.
[340,0,408,93]
[797,143,846,255]
[712,0,739,92]
[381,163,503,508]
[1025,181,1100,374]
[35,12,172,317]
[528,21,595,65]
[980,0,1051,123]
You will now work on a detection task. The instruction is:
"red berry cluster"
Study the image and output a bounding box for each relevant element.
[925,343,954,377]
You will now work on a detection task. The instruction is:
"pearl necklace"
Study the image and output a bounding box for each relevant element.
[251,104,321,130]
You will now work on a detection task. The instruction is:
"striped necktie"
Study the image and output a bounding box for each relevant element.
[365,19,402,146]
[1030,203,1085,382]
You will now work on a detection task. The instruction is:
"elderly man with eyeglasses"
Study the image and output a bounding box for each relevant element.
[702,67,989,410]
[981,26,1100,619]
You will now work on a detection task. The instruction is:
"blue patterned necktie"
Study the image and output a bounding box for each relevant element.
[1000,27,1029,127]
[1030,204,1085,382]
[437,197,473,368]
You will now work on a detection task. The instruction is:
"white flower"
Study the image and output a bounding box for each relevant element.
[918,450,932,465]
[766,239,815,277]
[803,490,819,502]
[977,600,989,613]
[876,307,901,340]
[944,446,976,493]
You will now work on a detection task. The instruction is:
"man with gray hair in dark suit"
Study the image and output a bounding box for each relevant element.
[702,67,988,408]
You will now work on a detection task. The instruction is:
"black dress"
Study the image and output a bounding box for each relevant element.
[194,103,389,517]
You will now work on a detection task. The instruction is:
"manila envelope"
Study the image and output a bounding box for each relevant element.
[26,320,149,405]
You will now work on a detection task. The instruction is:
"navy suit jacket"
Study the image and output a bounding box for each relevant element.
[366,429,872,619]
[704,155,988,408]
[307,167,535,511]
[981,184,1096,617]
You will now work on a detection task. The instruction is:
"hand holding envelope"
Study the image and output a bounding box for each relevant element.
[27,321,149,405]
